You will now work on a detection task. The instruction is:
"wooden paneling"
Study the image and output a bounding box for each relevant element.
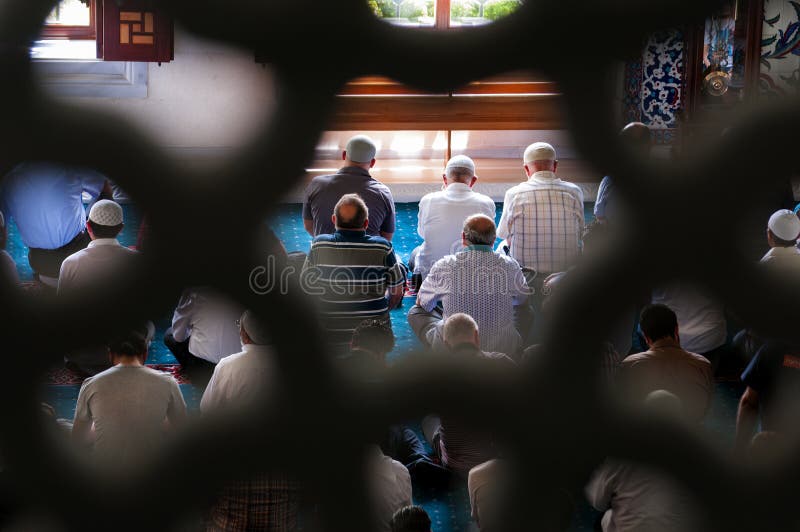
[329,95,565,131]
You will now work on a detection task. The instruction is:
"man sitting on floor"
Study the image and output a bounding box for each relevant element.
[302,134,396,240]
[619,304,714,423]
[586,390,702,532]
[422,313,514,477]
[650,282,727,371]
[165,287,245,391]
[303,194,405,352]
[340,319,450,487]
[0,161,112,288]
[733,209,800,362]
[200,310,303,531]
[409,214,528,356]
[409,155,495,288]
[735,340,800,455]
[58,199,142,375]
[760,209,800,271]
[72,326,187,474]
[58,199,138,293]
[496,141,585,344]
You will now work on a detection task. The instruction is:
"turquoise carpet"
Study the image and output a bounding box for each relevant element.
[15,201,743,531]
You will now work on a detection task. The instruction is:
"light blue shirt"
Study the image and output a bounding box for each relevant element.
[0,162,106,249]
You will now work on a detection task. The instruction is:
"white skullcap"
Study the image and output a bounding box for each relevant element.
[768,209,800,241]
[445,155,476,175]
[240,309,270,345]
[523,142,557,163]
[88,199,123,227]
[345,135,377,163]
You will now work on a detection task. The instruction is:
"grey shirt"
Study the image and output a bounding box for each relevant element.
[73,365,187,470]
[302,166,395,237]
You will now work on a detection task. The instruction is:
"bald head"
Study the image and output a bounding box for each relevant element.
[620,122,651,152]
[333,193,369,230]
[443,313,479,348]
[462,214,496,246]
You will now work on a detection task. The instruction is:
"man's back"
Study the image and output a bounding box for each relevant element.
[302,167,395,237]
[200,344,275,413]
[1,162,106,250]
[201,344,301,532]
[304,230,405,346]
[416,184,496,277]
[74,366,185,469]
[58,239,138,294]
[760,246,800,271]
[620,339,713,422]
[419,248,527,354]
[497,172,584,273]
[586,460,701,532]
[171,287,245,364]
[438,345,514,475]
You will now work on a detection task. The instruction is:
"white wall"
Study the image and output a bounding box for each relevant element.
[61,27,278,172]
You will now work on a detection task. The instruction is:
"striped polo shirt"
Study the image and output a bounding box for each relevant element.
[303,229,405,348]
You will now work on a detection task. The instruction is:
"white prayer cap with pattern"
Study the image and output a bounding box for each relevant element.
[768,209,800,241]
[445,155,476,175]
[523,142,557,163]
[88,200,123,227]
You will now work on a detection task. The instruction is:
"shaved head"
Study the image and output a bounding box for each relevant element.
[620,122,651,151]
[333,193,368,229]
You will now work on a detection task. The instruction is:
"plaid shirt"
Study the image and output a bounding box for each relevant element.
[206,474,302,532]
[497,171,584,273]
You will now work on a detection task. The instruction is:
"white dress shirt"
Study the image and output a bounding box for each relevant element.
[417,246,529,354]
[651,283,726,355]
[200,343,275,413]
[497,171,584,273]
[366,444,412,532]
[171,287,245,364]
[415,183,496,277]
[57,238,139,295]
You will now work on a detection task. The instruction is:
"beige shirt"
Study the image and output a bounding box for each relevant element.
[468,459,505,522]
[620,338,713,422]
[586,460,701,532]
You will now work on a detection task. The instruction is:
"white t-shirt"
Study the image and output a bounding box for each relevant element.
[73,365,186,471]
